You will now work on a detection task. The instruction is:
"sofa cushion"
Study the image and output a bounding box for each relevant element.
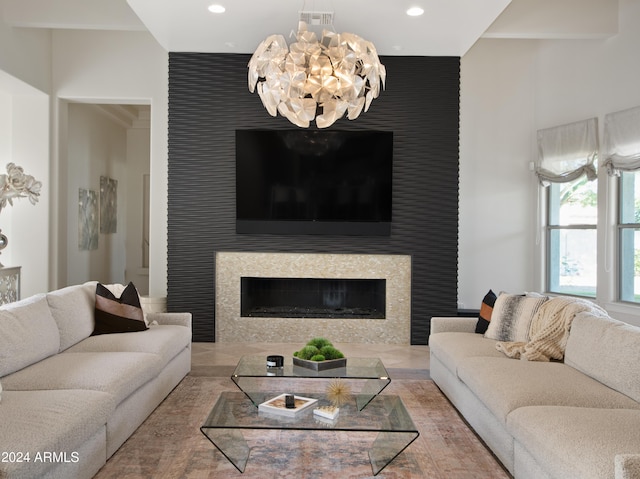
[1,351,160,404]
[475,289,497,334]
[66,324,191,366]
[508,406,640,479]
[429,332,507,377]
[484,293,548,342]
[0,294,60,376]
[457,357,640,424]
[565,311,640,403]
[93,282,147,335]
[46,282,97,351]
[0,389,114,479]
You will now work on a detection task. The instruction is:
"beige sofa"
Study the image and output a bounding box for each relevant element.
[0,281,192,479]
[429,306,640,479]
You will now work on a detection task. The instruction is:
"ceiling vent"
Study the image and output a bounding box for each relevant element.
[299,11,334,26]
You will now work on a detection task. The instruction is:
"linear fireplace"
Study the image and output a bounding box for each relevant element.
[241,277,386,319]
[215,252,411,344]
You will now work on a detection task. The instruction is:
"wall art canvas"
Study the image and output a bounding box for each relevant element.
[78,188,98,250]
[100,176,118,234]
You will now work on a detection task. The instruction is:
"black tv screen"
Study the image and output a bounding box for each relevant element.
[236,129,393,235]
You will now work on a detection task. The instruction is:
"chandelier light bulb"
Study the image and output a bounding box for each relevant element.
[248,21,386,128]
[406,7,424,16]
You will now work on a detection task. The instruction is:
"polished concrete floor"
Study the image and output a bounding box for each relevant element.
[191,342,430,374]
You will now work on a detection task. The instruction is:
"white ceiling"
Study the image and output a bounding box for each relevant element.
[1,0,619,57]
[124,0,511,57]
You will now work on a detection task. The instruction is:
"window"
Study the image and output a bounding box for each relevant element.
[603,106,640,304]
[537,117,599,298]
[547,176,597,297]
[619,171,640,302]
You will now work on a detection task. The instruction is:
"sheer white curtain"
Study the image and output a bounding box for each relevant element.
[603,105,640,175]
[536,117,599,185]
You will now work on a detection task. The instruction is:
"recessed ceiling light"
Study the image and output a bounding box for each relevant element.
[208,4,226,14]
[406,7,424,17]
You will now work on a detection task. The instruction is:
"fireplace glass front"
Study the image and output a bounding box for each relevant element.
[240,277,386,319]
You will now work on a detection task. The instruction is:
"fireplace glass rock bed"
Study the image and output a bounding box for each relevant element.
[241,277,386,319]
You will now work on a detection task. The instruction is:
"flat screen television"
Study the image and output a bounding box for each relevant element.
[236,129,393,235]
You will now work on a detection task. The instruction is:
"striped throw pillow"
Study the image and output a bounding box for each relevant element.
[484,293,548,342]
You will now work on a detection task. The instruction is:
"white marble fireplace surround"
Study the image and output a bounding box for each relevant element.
[215,252,411,344]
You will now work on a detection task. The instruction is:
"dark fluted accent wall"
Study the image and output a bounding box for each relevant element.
[168,53,459,344]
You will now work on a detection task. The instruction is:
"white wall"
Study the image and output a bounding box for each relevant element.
[65,103,126,285]
[459,39,539,309]
[62,103,149,290]
[125,124,150,295]
[51,29,168,296]
[459,0,640,325]
[0,14,51,298]
[0,91,12,269]
[0,81,50,298]
[0,18,50,94]
[9,93,50,297]
[485,0,618,38]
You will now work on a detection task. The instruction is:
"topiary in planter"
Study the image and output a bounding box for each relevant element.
[319,345,344,360]
[293,338,344,362]
[294,345,321,360]
[306,337,333,350]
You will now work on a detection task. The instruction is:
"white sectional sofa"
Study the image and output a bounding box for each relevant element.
[429,300,640,479]
[0,281,192,479]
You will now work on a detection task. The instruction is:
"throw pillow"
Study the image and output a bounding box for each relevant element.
[484,292,548,342]
[475,289,497,334]
[93,282,148,335]
[101,282,150,326]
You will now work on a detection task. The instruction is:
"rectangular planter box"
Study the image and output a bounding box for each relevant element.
[293,357,347,371]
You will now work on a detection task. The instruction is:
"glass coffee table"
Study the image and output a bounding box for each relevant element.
[200,391,419,475]
[231,355,391,411]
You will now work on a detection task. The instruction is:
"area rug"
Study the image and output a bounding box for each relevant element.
[93,375,510,479]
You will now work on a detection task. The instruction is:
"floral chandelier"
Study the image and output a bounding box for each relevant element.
[248,20,386,129]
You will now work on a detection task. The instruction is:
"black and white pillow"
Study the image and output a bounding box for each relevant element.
[93,282,148,335]
[484,292,548,342]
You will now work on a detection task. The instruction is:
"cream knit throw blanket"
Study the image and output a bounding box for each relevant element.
[496,296,608,361]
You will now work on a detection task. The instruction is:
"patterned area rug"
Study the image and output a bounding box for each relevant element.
[94,375,510,479]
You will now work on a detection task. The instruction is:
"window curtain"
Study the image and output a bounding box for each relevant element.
[536,117,599,185]
[602,105,640,175]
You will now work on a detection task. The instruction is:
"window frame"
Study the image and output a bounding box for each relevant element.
[617,171,640,303]
[545,179,597,298]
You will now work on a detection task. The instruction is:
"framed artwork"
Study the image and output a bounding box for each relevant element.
[100,176,118,234]
[78,188,98,250]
